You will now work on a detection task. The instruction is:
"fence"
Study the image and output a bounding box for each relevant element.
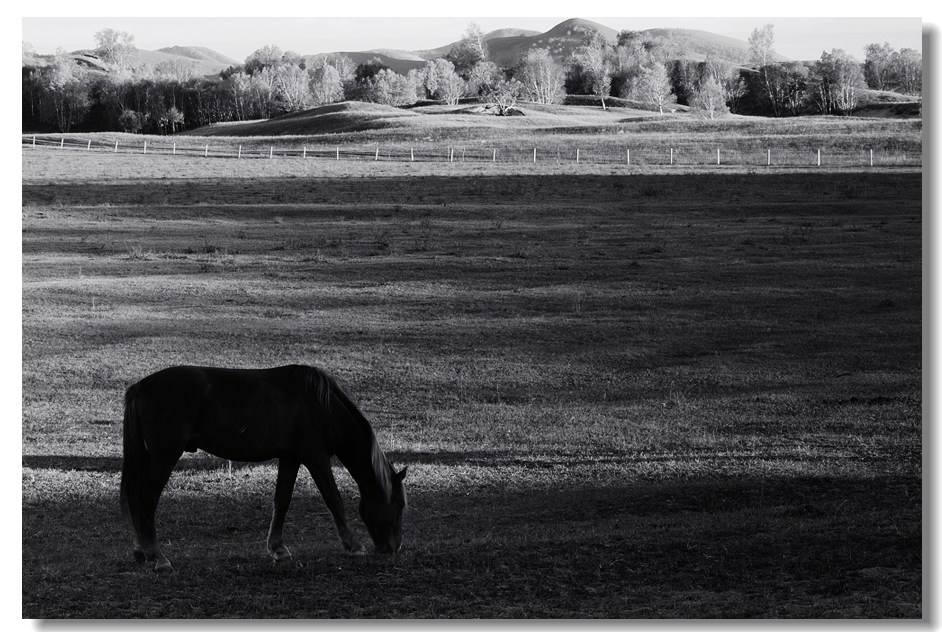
[22,135,921,169]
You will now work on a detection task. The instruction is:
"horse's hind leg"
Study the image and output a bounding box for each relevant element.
[134,452,180,572]
[267,457,300,562]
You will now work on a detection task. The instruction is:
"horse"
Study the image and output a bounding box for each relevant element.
[119,364,407,572]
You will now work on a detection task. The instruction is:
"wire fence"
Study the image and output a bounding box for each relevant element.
[23,134,922,169]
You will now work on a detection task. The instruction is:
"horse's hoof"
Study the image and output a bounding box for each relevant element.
[270,546,292,562]
[349,544,367,556]
[133,549,146,564]
[154,560,174,573]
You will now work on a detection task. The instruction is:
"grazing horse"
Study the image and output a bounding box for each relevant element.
[120,364,407,572]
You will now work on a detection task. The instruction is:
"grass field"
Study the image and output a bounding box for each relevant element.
[21,147,921,618]
[25,100,922,169]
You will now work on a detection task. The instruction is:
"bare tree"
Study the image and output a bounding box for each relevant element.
[466,60,502,96]
[634,61,675,114]
[439,73,465,106]
[690,76,728,119]
[167,106,184,133]
[94,28,137,73]
[864,42,895,90]
[892,48,922,95]
[810,49,865,115]
[519,48,566,105]
[40,50,92,131]
[748,24,783,116]
[420,58,459,101]
[244,45,284,76]
[702,57,745,113]
[463,23,488,61]
[484,79,523,115]
[575,34,613,109]
[310,60,344,106]
[223,71,252,119]
[446,24,487,78]
[276,64,312,112]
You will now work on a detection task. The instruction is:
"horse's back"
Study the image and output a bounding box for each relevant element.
[127,365,322,461]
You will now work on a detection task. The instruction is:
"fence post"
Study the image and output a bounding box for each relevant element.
[576,148,580,164]
[375,147,379,161]
[205,144,208,158]
[303,146,307,159]
[87,139,91,151]
[60,138,64,150]
[768,148,771,166]
[143,141,147,155]
[336,146,339,160]
[172,143,176,156]
[492,149,496,163]
[817,149,821,167]
[269,146,273,159]
[626,148,630,165]
[411,148,414,162]
[238,145,242,159]
[717,148,720,165]
[114,141,118,153]
[32,135,36,147]
[670,147,673,165]
[450,148,454,163]
[533,148,537,163]
[870,149,874,167]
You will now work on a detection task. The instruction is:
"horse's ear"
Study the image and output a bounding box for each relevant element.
[394,466,408,482]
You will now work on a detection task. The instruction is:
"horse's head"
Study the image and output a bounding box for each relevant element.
[359,466,408,554]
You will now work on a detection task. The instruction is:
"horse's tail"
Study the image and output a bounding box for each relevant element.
[120,382,150,538]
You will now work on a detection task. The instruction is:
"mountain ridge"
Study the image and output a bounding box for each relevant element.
[30,18,777,79]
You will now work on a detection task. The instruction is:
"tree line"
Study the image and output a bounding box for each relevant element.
[22,24,922,133]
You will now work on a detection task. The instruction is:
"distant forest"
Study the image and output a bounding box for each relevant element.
[22,23,923,134]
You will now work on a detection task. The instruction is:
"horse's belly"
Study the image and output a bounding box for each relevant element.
[189,431,283,462]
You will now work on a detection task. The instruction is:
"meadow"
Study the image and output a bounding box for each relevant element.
[21,146,921,618]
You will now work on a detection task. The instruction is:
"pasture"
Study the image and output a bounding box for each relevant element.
[21,149,921,618]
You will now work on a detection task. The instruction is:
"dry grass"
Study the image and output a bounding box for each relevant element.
[21,152,921,618]
[25,99,921,168]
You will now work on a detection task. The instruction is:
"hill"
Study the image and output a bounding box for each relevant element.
[308,18,771,72]
[182,98,664,139]
[23,45,238,80]
[185,101,424,137]
[132,47,238,78]
[302,51,427,76]
[639,28,771,64]
[416,27,545,60]
[156,46,240,68]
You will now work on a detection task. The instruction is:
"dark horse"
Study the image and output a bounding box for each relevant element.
[120,364,407,572]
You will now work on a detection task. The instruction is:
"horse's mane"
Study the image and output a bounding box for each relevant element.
[300,365,394,500]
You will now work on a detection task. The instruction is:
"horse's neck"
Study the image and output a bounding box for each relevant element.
[335,420,390,500]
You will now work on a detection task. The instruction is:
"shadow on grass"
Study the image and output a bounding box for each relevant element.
[21,172,921,211]
[23,441,919,475]
[23,469,921,618]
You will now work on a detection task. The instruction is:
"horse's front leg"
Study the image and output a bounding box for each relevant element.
[267,457,300,562]
[305,455,366,555]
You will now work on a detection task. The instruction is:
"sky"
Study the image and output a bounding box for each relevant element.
[21,14,925,63]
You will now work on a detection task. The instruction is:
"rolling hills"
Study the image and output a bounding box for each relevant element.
[304,18,766,72]
[183,99,659,138]
[23,45,239,80]
[28,17,774,82]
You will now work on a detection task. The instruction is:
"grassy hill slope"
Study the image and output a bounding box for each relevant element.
[183,100,659,139]
[156,45,240,68]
